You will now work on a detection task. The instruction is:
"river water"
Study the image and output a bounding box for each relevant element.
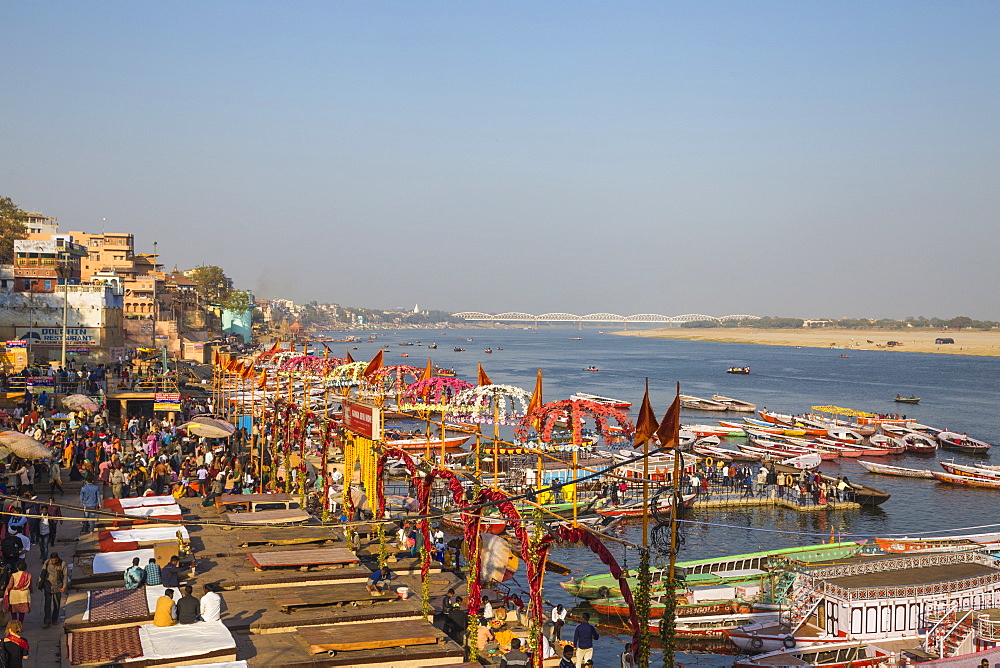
[341,327,1000,666]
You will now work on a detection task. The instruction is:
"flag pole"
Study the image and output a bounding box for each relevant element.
[642,377,650,548]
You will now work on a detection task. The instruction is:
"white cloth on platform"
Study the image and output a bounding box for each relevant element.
[134,620,236,661]
[110,526,189,543]
[123,504,182,518]
[119,495,176,509]
[92,549,156,574]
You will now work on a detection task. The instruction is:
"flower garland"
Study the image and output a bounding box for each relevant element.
[362,364,424,397]
[636,548,652,667]
[515,399,635,446]
[330,361,368,381]
[660,573,677,668]
[451,384,532,425]
[399,377,475,409]
[277,355,347,376]
[341,433,355,545]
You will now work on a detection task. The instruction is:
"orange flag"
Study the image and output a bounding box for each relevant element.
[345,349,355,364]
[256,370,267,389]
[241,361,256,379]
[477,363,492,387]
[212,350,219,367]
[655,383,681,449]
[267,339,281,355]
[421,358,433,381]
[527,369,543,429]
[362,349,383,379]
[634,379,659,445]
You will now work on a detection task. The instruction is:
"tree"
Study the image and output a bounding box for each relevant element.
[189,265,230,303]
[221,289,254,314]
[0,196,28,264]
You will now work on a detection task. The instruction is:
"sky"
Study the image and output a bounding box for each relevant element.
[3,2,998,320]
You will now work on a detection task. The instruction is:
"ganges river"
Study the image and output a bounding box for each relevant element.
[330,327,1000,667]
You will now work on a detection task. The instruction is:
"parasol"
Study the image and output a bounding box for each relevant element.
[0,431,56,460]
[180,416,236,439]
[62,393,99,413]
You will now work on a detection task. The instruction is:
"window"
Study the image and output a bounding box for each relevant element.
[23,279,31,291]
[44,280,52,291]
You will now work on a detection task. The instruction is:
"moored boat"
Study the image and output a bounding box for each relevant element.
[712,395,757,412]
[939,460,1000,480]
[569,392,632,409]
[938,431,992,453]
[931,471,1000,489]
[680,395,729,411]
[857,460,934,479]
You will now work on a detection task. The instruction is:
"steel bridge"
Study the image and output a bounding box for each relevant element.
[452,312,760,329]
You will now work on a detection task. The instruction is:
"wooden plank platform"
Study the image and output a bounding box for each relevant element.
[225,509,311,524]
[274,584,396,612]
[219,590,425,634]
[235,629,465,667]
[248,547,359,570]
[216,492,297,513]
[297,620,445,654]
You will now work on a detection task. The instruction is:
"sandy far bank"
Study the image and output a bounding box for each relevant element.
[612,328,1000,357]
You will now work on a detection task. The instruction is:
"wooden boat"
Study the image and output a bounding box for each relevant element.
[680,395,728,411]
[657,611,781,638]
[931,471,1000,489]
[711,395,757,412]
[938,431,992,453]
[595,493,696,518]
[683,424,736,438]
[569,393,632,409]
[743,419,809,437]
[874,536,984,554]
[733,640,894,668]
[939,460,1000,480]
[433,366,455,377]
[894,394,920,404]
[773,464,891,505]
[593,595,765,619]
[384,434,471,453]
[726,630,844,654]
[857,460,934,479]
[483,348,492,354]
[867,433,907,454]
[727,366,751,374]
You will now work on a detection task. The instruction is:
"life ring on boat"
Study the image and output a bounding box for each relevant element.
[782,635,796,649]
[750,637,764,649]
[597,586,611,599]
[704,457,714,467]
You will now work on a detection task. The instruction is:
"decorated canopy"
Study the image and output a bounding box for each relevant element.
[811,405,877,417]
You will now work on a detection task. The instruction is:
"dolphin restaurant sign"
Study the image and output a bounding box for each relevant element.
[342,400,382,440]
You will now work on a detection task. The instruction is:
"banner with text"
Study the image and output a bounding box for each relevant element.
[342,400,382,440]
[154,392,182,412]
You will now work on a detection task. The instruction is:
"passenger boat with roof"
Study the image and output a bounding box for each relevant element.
[857,460,935,479]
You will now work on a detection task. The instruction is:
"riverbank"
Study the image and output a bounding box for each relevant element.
[612,327,1000,356]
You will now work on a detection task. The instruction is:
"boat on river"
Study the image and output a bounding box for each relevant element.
[939,460,1000,480]
[938,431,992,453]
[680,395,729,411]
[657,610,781,638]
[568,392,632,409]
[857,460,934,479]
[931,471,1000,489]
[894,394,921,404]
[727,366,751,374]
[712,395,757,412]
[595,493,696,518]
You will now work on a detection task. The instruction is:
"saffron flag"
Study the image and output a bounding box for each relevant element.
[655,384,681,449]
[421,358,433,382]
[256,370,267,389]
[268,339,281,355]
[527,369,543,430]
[241,362,256,380]
[634,379,659,445]
[212,350,220,367]
[345,349,355,364]
[362,349,383,379]
[477,363,492,387]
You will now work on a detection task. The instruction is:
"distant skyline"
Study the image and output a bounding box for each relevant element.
[3,2,998,319]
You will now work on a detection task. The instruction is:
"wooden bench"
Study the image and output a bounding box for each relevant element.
[248,547,359,571]
[297,620,444,654]
[273,584,395,613]
[215,492,299,514]
[224,509,311,525]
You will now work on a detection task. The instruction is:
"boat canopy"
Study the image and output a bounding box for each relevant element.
[811,405,877,417]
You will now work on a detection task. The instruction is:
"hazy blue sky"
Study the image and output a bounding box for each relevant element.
[3,2,998,319]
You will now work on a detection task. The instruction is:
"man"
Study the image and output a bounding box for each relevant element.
[0,530,22,568]
[620,641,636,668]
[160,555,184,588]
[10,526,30,563]
[124,557,145,589]
[196,465,209,496]
[200,583,223,622]
[152,459,169,496]
[110,465,127,499]
[499,637,530,668]
[175,585,200,624]
[40,553,69,628]
[572,612,600,668]
[37,506,53,560]
[559,646,576,668]
[79,475,101,533]
[144,557,162,586]
[366,565,392,595]
[153,589,178,626]
[45,498,61,546]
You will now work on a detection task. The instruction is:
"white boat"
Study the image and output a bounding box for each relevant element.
[711,395,758,412]
[858,460,934,479]
[680,395,729,411]
[938,431,992,453]
[568,393,632,409]
[727,629,844,654]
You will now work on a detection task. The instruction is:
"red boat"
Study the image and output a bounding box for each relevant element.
[596,493,696,518]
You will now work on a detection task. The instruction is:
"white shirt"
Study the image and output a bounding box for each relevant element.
[551,606,567,623]
[200,591,223,622]
[16,532,31,555]
[482,600,494,620]
[330,469,344,484]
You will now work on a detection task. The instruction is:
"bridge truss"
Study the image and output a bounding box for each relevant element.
[452,312,760,324]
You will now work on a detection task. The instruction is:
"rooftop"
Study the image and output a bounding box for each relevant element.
[826,562,998,589]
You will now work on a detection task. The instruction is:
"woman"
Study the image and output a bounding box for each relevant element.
[2,619,29,667]
[2,561,32,622]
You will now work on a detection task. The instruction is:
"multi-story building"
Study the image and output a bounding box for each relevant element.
[67,231,137,282]
[22,213,59,236]
[12,236,87,293]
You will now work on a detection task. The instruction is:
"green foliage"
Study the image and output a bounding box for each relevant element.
[189,265,231,303]
[0,196,28,264]
[221,290,253,314]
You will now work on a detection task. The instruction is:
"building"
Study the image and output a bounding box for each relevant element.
[67,231,137,282]
[12,236,87,293]
[22,213,59,236]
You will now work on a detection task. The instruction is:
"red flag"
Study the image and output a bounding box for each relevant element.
[421,358,433,381]
[212,350,220,367]
[477,363,492,387]
[655,384,680,449]
[345,349,355,364]
[362,350,383,379]
[634,379,659,445]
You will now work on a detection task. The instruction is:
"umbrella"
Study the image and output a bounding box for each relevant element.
[0,431,55,460]
[180,417,236,439]
[62,393,99,413]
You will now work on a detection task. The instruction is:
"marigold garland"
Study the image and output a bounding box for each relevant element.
[636,548,652,667]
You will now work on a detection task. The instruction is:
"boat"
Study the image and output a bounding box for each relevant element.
[569,337,583,340]
[874,536,990,554]
[683,425,736,438]
[857,460,934,479]
[733,640,894,667]
[931,471,1000,489]
[867,433,907,454]
[680,395,729,411]
[772,463,891,505]
[939,460,1000,480]
[433,366,456,377]
[584,366,599,372]
[938,431,992,453]
[658,610,782,638]
[400,353,409,357]
[727,366,751,374]
[595,493,696,518]
[569,393,632,409]
[711,395,757,412]
[452,347,465,352]
[427,343,437,350]
[383,433,471,453]
[894,394,921,404]
[726,630,844,654]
